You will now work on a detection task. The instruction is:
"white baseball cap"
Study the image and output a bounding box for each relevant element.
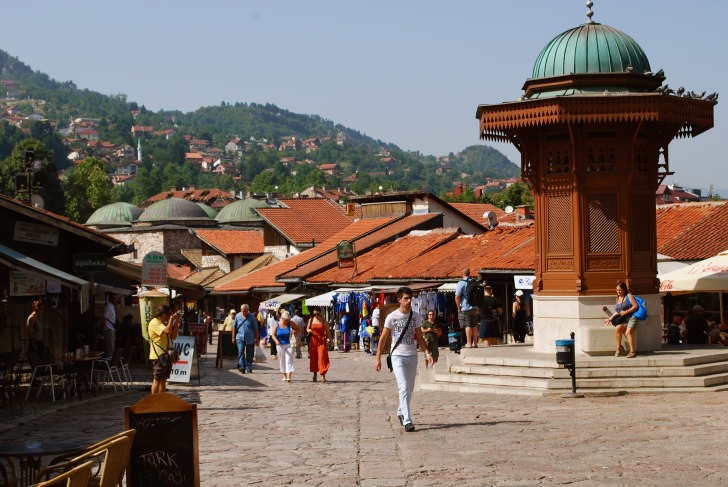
[514,290,524,297]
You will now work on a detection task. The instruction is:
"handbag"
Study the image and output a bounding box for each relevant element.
[290,327,298,347]
[633,296,648,320]
[386,311,413,373]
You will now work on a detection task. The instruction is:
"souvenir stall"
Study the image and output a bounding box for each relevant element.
[436,283,463,347]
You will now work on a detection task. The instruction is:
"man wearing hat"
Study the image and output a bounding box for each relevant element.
[684,305,709,344]
[222,308,236,332]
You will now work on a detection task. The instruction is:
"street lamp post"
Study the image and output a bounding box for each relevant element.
[15,149,45,207]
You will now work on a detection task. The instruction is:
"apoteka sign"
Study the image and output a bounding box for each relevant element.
[142,251,168,288]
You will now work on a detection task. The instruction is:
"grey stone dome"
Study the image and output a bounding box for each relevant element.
[137,198,212,224]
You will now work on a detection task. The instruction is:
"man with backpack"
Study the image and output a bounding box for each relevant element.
[455,268,481,348]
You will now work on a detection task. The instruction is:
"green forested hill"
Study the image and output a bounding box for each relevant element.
[1,48,521,217]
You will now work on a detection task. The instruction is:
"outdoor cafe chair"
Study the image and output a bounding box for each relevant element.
[31,460,94,487]
[1,456,17,487]
[90,349,125,393]
[118,346,135,389]
[1,349,23,410]
[25,351,65,402]
[34,432,135,487]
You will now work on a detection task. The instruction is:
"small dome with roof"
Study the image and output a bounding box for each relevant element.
[85,202,143,228]
[137,198,212,224]
[215,199,270,224]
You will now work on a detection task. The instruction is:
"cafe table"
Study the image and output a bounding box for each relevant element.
[0,439,86,486]
[61,353,103,399]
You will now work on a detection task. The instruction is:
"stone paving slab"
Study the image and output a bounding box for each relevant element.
[1,341,727,486]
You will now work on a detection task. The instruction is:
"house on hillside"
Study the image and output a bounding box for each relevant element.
[656,184,701,204]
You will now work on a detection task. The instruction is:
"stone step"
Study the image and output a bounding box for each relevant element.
[450,361,728,379]
[460,350,728,369]
[435,370,728,389]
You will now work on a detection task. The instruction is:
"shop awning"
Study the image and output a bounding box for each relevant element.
[305,291,337,307]
[259,293,306,311]
[437,283,458,292]
[0,243,89,290]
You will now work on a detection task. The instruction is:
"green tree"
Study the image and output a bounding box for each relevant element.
[490,182,533,209]
[64,157,113,223]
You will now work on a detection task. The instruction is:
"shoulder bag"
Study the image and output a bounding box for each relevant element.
[386,311,413,373]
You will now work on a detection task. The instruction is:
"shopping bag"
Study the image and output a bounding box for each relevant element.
[255,344,267,362]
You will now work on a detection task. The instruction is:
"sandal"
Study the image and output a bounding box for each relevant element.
[614,348,622,357]
[322,376,327,383]
[627,351,637,358]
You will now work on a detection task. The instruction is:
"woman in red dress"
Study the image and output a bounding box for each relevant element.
[307,308,332,383]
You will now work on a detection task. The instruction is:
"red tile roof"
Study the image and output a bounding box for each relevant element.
[379,226,536,280]
[281,213,443,280]
[142,188,236,209]
[213,217,398,292]
[195,229,264,255]
[656,201,728,260]
[449,203,504,223]
[255,198,353,245]
[308,229,460,285]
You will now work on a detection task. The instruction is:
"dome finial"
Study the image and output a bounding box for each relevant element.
[586,1,595,23]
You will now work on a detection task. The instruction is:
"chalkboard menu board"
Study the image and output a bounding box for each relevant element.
[215,331,238,368]
[125,393,199,487]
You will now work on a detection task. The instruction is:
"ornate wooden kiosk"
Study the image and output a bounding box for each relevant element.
[476,5,716,353]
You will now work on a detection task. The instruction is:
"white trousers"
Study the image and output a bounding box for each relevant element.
[278,344,295,373]
[391,354,418,426]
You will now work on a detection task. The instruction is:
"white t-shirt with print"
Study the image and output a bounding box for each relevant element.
[384,308,422,357]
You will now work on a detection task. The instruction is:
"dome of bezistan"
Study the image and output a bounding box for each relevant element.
[85,202,143,228]
[136,198,212,225]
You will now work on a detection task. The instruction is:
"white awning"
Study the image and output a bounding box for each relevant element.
[437,283,458,292]
[259,293,306,310]
[305,291,337,307]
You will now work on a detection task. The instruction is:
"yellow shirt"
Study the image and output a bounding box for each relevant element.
[148,317,172,360]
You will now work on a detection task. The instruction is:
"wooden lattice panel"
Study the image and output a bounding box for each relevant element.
[586,145,616,173]
[631,193,652,252]
[634,144,650,173]
[545,142,571,175]
[547,193,572,254]
[587,193,619,253]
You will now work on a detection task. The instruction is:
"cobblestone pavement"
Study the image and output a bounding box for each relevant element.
[2,340,727,486]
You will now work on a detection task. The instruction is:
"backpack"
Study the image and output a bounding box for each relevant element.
[465,279,484,307]
[633,296,648,320]
[666,324,681,345]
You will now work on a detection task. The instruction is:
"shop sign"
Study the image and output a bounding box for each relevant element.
[514,275,535,290]
[10,270,46,296]
[14,221,59,246]
[142,251,168,288]
[73,252,107,273]
[337,240,356,268]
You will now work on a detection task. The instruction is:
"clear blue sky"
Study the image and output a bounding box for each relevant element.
[2,0,726,194]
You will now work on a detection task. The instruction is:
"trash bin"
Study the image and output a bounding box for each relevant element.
[448,332,461,352]
[555,339,575,365]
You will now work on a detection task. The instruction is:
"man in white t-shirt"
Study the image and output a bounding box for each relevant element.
[102,295,119,359]
[374,286,433,432]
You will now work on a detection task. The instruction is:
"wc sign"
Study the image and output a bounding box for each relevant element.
[169,336,195,383]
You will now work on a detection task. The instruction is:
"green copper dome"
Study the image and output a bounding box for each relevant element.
[215,199,269,223]
[137,198,211,223]
[196,203,218,219]
[85,202,143,227]
[532,22,650,79]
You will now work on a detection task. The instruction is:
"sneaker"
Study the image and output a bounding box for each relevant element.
[397,414,404,425]
[404,423,416,432]
[239,369,245,374]
[246,369,252,374]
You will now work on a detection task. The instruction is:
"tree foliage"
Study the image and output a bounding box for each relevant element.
[64,157,113,223]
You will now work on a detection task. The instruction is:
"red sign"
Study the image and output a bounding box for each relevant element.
[339,259,355,269]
